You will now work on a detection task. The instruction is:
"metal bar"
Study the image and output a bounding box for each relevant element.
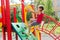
[1,0,6,40]
[5,0,12,40]
[2,27,6,40]
[13,7,18,40]
[49,25,57,33]
[13,8,17,22]
[21,0,25,22]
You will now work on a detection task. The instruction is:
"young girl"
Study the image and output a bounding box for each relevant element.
[29,5,44,27]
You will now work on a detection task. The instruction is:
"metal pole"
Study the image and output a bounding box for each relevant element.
[5,0,12,40]
[2,27,6,40]
[13,7,18,40]
[21,0,25,22]
[1,0,6,40]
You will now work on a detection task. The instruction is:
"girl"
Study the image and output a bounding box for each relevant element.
[29,5,44,27]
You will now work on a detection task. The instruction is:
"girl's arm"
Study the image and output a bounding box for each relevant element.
[27,7,37,14]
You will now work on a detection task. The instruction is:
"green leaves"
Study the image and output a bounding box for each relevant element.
[44,0,54,15]
[35,0,54,16]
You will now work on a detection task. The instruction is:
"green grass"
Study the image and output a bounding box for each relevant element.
[54,27,60,34]
[0,29,2,32]
[43,23,60,35]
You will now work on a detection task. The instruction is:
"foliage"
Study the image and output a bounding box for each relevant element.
[10,5,21,22]
[36,0,60,22]
[44,0,54,15]
[26,12,32,21]
[10,8,14,22]
[35,0,54,16]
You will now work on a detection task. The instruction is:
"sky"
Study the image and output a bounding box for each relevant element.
[10,0,33,5]
[0,0,34,6]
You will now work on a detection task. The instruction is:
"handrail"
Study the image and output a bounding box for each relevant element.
[44,14,60,26]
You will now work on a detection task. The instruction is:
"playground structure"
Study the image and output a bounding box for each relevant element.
[1,0,60,40]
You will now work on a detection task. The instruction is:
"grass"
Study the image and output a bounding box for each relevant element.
[0,28,2,32]
[43,22,60,35]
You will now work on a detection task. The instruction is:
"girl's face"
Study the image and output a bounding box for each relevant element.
[38,7,42,11]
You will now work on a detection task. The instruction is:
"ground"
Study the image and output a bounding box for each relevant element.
[0,32,54,40]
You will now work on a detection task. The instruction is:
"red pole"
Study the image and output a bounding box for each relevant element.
[13,7,18,40]
[21,0,25,22]
[1,0,5,26]
[2,27,6,40]
[1,0,6,40]
[16,34,18,40]
[5,0,12,40]
[13,8,17,22]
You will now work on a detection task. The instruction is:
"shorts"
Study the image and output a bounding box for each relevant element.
[30,20,39,26]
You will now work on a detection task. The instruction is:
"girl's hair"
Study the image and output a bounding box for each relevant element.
[38,5,44,10]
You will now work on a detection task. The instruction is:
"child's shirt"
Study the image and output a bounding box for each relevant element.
[36,13,44,24]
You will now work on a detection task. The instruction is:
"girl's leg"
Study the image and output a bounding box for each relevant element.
[30,18,36,23]
[28,18,36,34]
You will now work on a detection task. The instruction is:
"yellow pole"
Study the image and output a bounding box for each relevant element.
[0,6,2,28]
[35,26,41,40]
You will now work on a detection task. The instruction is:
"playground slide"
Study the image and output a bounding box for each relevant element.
[12,22,38,40]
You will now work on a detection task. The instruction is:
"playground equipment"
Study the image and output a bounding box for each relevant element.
[1,0,60,40]
[0,6,2,28]
[12,23,38,40]
[15,4,41,40]
[25,5,41,40]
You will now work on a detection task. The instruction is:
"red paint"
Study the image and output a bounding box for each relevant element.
[13,8,17,22]
[16,34,18,40]
[13,8,18,40]
[2,27,6,40]
[21,0,25,22]
[5,0,12,40]
[1,0,6,40]
[1,0,6,25]
[0,18,2,22]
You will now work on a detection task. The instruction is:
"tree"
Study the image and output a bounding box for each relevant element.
[34,0,54,16]
[44,0,53,16]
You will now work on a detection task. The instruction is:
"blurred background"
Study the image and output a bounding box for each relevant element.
[0,0,60,40]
